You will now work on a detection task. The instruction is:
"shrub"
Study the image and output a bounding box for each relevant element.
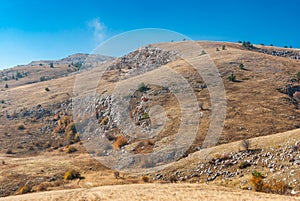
[251,170,289,195]
[222,45,226,50]
[262,179,290,195]
[113,135,128,150]
[140,112,149,121]
[65,146,77,153]
[6,149,13,154]
[251,172,264,192]
[216,48,220,51]
[65,124,80,144]
[64,170,81,180]
[5,83,8,88]
[49,63,54,68]
[252,170,264,178]
[40,76,46,82]
[45,87,50,92]
[15,185,31,195]
[101,116,109,125]
[73,62,82,69]
[200,50,206,55]
[239,161,251,169]
[296,72,300,81]
[239,63,246,70]
[1,100,4,104]
[138,82,149,92]
[17,124,25,130]
[242,41,253,48]
[113,171,120,179]
[142,176,150,182]
[228,73,236,82]
[16,71,23,78]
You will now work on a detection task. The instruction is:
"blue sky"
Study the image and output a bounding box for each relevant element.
[0,0,299,69]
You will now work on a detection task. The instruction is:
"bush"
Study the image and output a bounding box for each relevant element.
[45,87,50,92]
[113,135,128,150]
[1,100,4,104]
[296,72,300,81]
[222,45,226,50]
[200,50,206,55]
[138,82,149,92]
[17,124,25,130]
[239,161,251,169]
[101,116,109,125]
[73,62,82,69]
[16,71,23,78]
[113,171,120,179]
[5,83,8,88]
[216,48,220,51]
[251,172,264,192]
[252,170,264,178]
[49,63,54,68]
[6,149,13,154]
[242,41,253,49]
[251,170,289,195]
[15,185,31,195]
[262,179,290,195]
[239,63,246,70]
[64,170,81,180]
[65,123,80,144]
[228,73,236,82]
[142,176,150,182]
[140,112,149,121]
[65,146,77,153]
[40,76,46,82]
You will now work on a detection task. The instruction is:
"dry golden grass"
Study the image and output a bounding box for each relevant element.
[0,183,298,201]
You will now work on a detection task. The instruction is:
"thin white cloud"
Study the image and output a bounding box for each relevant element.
[88,18,106,42]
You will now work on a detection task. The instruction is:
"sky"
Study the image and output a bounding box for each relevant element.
[0,0,299,69]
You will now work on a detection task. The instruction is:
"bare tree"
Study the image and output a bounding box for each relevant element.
[241,139,251,152]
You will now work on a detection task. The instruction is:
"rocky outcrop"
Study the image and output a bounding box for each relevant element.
[257,48,300,60]
[107,45,178,80]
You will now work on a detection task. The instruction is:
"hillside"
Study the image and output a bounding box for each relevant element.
[0,53,113,89]
[0,41,300,199]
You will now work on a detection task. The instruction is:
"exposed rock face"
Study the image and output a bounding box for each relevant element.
[293,91,300,102]
[107,45,178,79]
[257,48,300,60]
[153,140,300,195]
